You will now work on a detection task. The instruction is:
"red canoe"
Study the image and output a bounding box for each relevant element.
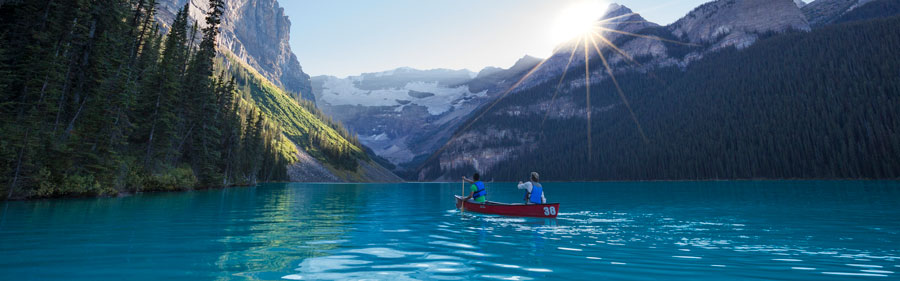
[455,195,560,218]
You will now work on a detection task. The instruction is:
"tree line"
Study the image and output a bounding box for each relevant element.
[0,0,296,199]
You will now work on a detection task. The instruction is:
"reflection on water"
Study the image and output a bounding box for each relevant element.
[213,185,362,280]
[0,181,898,280]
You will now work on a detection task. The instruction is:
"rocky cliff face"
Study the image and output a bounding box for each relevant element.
[156,0,314,102]
[671,0,810,50]
[590,0,809,73]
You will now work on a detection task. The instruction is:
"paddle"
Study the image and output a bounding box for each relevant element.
[460,180,465,213]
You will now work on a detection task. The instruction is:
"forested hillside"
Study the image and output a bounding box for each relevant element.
[0,0,376,199]
[420,15,900,181]
[218,54,368,171]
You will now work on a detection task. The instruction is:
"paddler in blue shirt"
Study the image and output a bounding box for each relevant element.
[518,172,546,204]
[461,173,487,203]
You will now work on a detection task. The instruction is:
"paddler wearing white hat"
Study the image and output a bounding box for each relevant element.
[517,171,546,204]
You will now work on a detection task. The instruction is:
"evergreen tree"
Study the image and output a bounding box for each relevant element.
[182,0,224,186]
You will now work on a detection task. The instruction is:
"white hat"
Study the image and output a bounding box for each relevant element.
[531,172,539,181]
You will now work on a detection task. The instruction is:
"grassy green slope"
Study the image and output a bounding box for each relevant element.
[219,53,399,182]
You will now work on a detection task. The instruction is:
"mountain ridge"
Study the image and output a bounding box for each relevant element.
[413,0,897,181]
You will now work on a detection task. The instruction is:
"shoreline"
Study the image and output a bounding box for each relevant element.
[2,182,274,202]
[5,178,900,202]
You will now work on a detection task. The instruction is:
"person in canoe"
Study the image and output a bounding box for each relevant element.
[518,172,546,204]
[461,173,487,203]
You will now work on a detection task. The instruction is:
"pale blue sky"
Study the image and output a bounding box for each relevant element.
[281,0,710,77]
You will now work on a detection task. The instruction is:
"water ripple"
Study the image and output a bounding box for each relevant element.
[821,272,889,277]
[3,181,899,280]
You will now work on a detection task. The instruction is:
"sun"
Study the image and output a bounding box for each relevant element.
[550,0,609,45]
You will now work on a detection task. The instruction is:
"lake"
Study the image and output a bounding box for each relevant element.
[1,181,899,280]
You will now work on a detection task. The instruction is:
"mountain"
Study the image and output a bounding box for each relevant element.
[153,0,398,182]
[311,63,538,177]
[309,0,815,180]
[597,0,809,70]
[415,0,900,181]
[311,68,480,167]
[521,4,660,91]
[156,0,315,102]
[515,1,809,93]
[466,55,542,95]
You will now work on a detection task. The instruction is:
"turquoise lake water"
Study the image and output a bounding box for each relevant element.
[1,181,899,280]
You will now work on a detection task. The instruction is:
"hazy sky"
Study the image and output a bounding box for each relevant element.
[281,0,711,77]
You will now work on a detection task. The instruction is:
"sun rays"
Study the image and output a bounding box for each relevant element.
[418,4,700,172]
[548,12,658,161]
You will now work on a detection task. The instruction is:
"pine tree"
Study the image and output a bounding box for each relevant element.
[140,3,189,170]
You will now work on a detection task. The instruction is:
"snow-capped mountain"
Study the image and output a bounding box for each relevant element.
[315,69,481,116]
[311,58,541,175]
[311,68,484,170]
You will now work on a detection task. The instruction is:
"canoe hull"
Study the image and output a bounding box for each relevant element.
[455,195,560,218]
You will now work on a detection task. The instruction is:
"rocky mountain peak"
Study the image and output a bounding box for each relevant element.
[671,0,810,49]
[510,55,542,71]
[155,0,314,102]
[604,3,627,16]
[598,3,659,43]
[553,3,657,52]
[603,3,658,30]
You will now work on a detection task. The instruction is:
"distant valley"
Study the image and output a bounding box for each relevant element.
[311,58,541,177]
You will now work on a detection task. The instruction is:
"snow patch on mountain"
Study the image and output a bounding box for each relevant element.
[318,77,486,115]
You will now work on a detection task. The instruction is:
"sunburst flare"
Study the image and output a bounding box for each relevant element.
[419,3,699,172]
